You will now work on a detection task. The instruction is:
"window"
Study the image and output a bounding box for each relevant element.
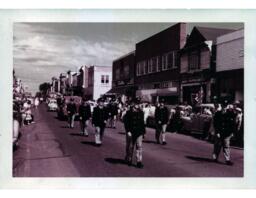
[136,61,147,76]
[101,75,105,84]
[154,83,160,89]
[124,65,129,78]
[106,75,109,84]
[167,52,173,69]
[136,63,140,76]
[148,60,152,73]
[115,68,120,80]
[148,57,157,73]
[162,54,168,70]
[142,61,147,75]
[162,51,178,70]
[152,57,157,73]
[188,51,200,70]
[239,49,244,57]
[101,75,109,84]
[156,56,161,72]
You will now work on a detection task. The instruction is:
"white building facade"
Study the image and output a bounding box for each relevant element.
[84,66,112,100]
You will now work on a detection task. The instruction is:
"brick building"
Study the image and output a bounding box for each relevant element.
[110,51,136,102]
[135,23,187,104]
[179,26,234,105]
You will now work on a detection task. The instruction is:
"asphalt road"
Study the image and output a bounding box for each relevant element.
[13,104,243,177]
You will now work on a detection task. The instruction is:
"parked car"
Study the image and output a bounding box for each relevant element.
[48,99,58,111]
[181,104,215,137]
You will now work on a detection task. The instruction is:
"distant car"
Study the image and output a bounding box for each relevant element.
[48,99,58,111]
[181,104,215,137]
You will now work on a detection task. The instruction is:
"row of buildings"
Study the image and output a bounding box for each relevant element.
[13,70,27,98]
[50,65,112,101]
[110,23,244,105]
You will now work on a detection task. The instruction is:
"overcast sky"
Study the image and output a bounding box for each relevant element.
[13,22,243,94]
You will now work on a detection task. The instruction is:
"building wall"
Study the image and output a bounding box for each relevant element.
[216,29,244,72]
[180,46,210,73]
[215,29,244,102]
[133,23,186,104]
[135,23,186,84]
[112,51,135,88]
[72,74,78,87]
[93,66,112,100]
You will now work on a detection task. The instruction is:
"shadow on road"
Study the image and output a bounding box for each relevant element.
[60,126,70,128]
[118,132,126,135]
[143,140,157,144]
[185,155,215,163]
[81,141,97,147]
[105,157,127,165]
[70,133,85,137]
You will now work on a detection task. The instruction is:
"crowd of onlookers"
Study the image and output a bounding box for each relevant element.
[13,95,41,149]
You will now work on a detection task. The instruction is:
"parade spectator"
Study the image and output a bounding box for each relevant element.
[107,101,118,128]
[171,106,183,133]
[66,98,77,128]
[212,104,236,165]
[34,97,39,109]
[143,103,150,125]
[154,99,169,145]
[79,98,92,136]
[235,107,243,147]
[92,98,108,146]
[123,99,145,168]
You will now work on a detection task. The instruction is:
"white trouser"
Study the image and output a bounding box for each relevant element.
[95,126,105,144]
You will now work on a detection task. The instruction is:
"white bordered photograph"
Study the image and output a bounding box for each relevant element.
[0,9,256,189]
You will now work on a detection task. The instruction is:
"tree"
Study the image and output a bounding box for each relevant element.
[39,82,51,96]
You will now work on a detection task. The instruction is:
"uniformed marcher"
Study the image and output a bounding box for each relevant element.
[107,101,118,128]
[92,98,108,146]
[123,100,145,168]
[79,98,92,136]
[66,98,77,128]
[212,104,236,165]
[154,99,169,145]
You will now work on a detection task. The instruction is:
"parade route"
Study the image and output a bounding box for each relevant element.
[13,104,243,177]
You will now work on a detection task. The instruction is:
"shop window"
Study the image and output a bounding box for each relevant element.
[154,83,160,89]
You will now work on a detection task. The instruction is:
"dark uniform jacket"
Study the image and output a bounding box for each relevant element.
[213,110,236,139]
[155,106,169,125]
[110,103,118,116]
[107,103,118,118]
[79,104,91,121]
[67,102,77,115]
[92,106,108,127]
[124,109,145,141]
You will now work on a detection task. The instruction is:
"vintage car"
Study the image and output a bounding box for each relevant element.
[181,104,215,137]
[47,99,58,111]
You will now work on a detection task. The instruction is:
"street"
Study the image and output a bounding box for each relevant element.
[13,104,243,177]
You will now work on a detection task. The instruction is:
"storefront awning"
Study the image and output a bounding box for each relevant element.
[107,86,135,95]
